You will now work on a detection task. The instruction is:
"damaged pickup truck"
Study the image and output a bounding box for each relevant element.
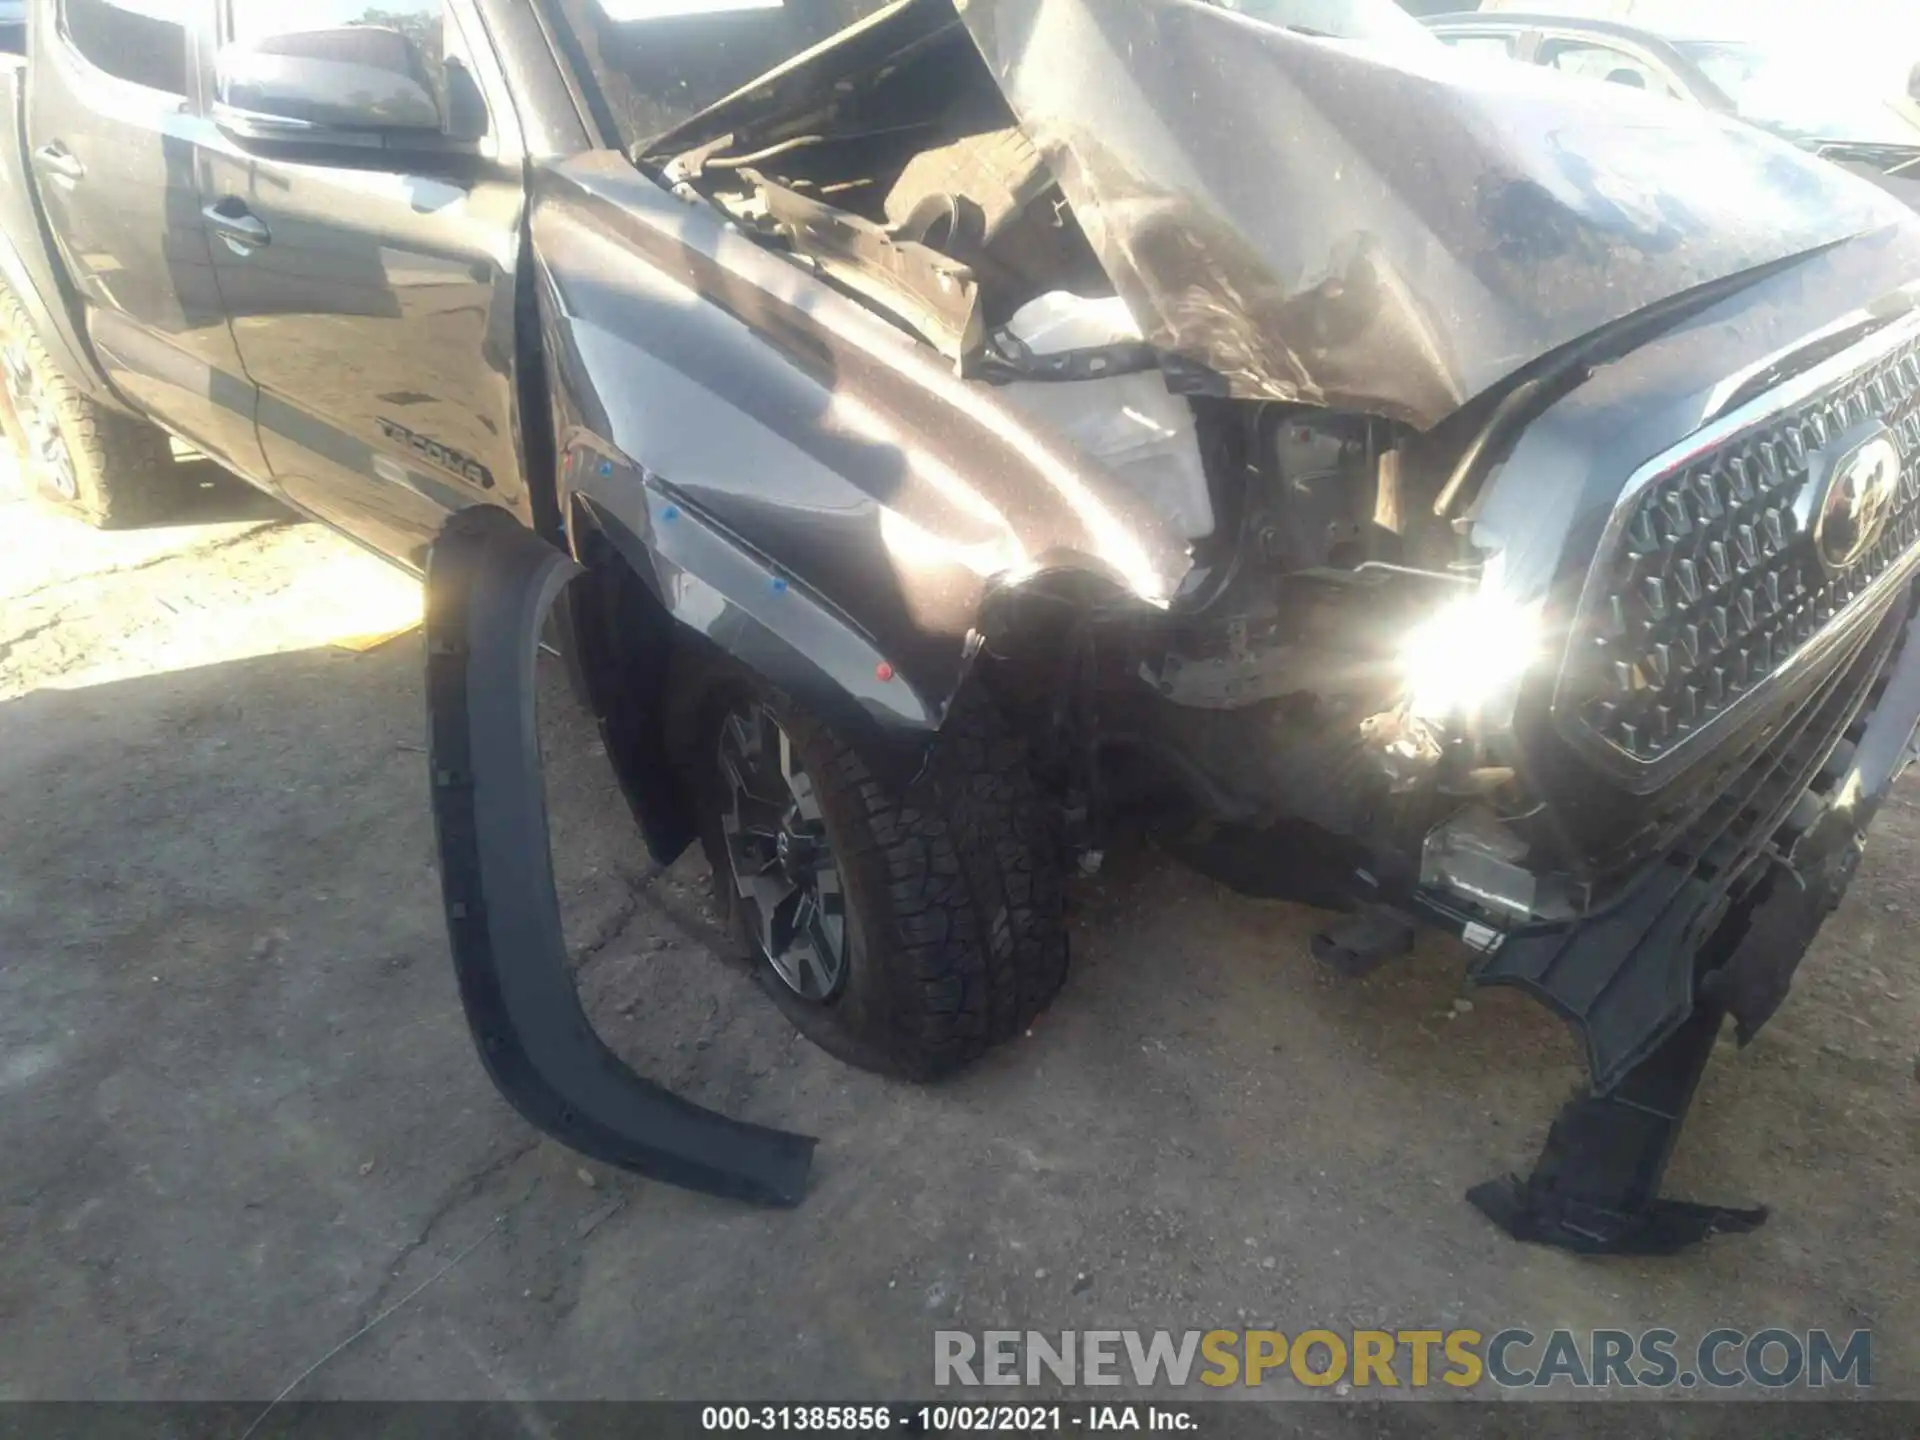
[8,0,1920,1253]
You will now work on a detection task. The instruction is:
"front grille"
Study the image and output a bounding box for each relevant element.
[1482,601,1905,1092]
[1561,315,1920,775]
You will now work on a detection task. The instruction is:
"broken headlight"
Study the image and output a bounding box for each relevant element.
[1399,590,1541,724]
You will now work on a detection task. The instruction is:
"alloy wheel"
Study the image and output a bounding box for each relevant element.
[717,704,849,1002]
[0,341,75,500]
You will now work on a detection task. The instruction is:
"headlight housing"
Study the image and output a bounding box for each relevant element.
[1399,590,1542,724]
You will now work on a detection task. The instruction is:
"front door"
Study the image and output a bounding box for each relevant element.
[27,0,266,479]
[198,0,526,569]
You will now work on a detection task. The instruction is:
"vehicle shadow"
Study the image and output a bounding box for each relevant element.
[165,460,295,526]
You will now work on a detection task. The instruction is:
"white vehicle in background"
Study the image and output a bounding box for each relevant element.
[1425,10,1920,182]
[1453,0,1920,143]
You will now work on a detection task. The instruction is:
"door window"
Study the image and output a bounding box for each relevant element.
[61,0,189,94]
[227,1,445,92]
[552,0,900,150]
[227,0,441,51]
[1539,39,1680,99]
[224,1,461,132]
[1437,31,1518,61]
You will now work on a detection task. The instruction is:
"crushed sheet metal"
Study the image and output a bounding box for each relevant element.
[954,0,1918,428]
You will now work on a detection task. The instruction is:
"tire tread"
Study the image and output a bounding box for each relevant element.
[716,683,1069,1081]
[0,283,183,527]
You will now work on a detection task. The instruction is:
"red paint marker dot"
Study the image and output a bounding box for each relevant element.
[875,663,895,683]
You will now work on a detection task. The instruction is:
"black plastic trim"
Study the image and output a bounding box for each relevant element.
[1477,602,1900,1091]
[424,505,816,1207]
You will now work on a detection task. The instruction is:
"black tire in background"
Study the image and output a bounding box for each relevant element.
[0,282,189,527]
[694,671,1069,1081]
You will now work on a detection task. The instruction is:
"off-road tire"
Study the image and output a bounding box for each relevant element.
[0,283,184,527]
[696,675,1069,1081]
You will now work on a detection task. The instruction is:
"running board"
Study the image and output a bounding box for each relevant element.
[424,507,815,1206]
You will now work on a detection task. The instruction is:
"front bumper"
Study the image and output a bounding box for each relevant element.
[1440,585,1920,1095]
[1436,580,1920,1254]
[1419,299,1920,1095]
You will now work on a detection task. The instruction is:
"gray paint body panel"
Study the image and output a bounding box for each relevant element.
[954,0,1919,427]
[532,151,1197,726]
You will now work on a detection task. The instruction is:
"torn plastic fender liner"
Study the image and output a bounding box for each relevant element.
[424,506,816,1206]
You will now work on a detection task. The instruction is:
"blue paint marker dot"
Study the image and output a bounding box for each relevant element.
[661,504,680,522]
[599,460,613,477]
[771,577,789,594]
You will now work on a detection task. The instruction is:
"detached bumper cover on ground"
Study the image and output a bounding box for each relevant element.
[424,505,815,1206]
[1462,590,1920,1253]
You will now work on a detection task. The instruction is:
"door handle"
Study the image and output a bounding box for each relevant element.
[202,200,271,253]
[32,143,84,184]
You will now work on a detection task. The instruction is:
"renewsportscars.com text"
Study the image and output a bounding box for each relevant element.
[934,1328,1872,1391]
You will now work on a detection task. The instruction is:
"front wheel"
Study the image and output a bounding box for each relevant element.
[697,678,1068,1080]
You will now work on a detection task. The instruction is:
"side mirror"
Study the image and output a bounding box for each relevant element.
[215,26,444,146]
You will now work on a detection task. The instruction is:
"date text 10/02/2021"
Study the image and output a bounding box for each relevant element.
[702,1406,1192,1431]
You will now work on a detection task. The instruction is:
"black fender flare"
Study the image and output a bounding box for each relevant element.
[425,505,815,1206]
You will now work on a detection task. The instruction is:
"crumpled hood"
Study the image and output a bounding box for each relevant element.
[954,0,1920,429]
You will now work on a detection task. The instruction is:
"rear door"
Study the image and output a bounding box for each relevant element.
[198,0,526,569]
[27,0,266,477]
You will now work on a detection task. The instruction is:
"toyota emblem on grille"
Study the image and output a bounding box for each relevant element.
[1809,424,1904,573]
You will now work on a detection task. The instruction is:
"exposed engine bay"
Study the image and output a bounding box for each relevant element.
[629,0,1920,962]
[656,21,1114,367]
[428,0,1920,1256]
[647,2,1534,909]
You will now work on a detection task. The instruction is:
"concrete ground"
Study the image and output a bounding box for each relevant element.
[1,475,1916,1404]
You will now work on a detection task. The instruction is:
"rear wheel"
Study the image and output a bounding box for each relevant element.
[697,675,1068,1080]
[0,283,184,527]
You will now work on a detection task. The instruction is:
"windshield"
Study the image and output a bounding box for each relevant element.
[1675,40,1920,147]
[555,0,898,149]
[1204,0,1441,50]
[555,0,1441,150]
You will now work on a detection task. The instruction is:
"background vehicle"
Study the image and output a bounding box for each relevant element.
[5,0,1920,1256]
[1426,11,1920,174]
[1206,0,1439,46]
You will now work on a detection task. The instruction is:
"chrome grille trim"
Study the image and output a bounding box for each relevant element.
[1555,308,1920,791]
